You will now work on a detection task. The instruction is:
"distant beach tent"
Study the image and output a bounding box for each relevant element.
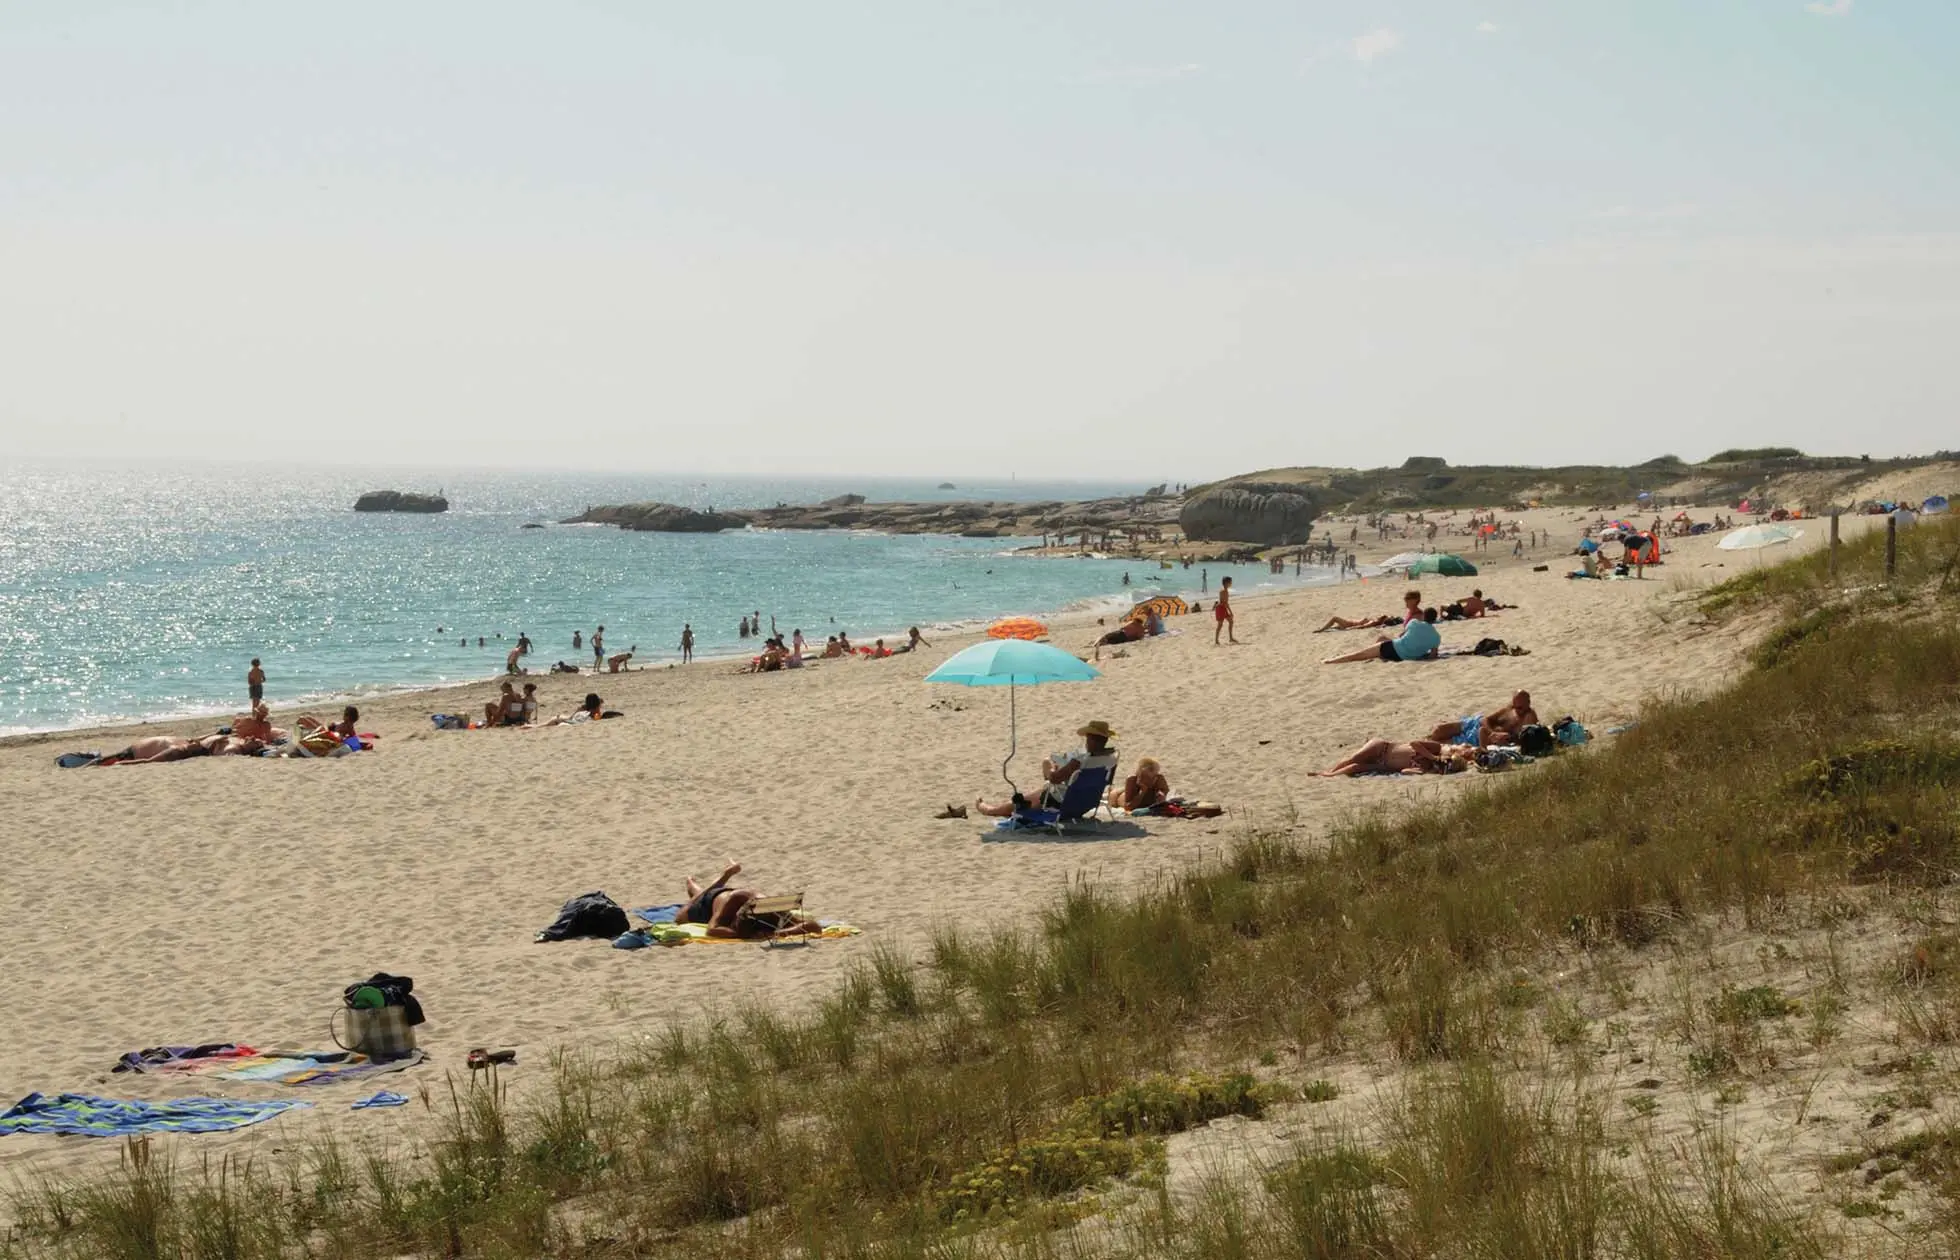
[1127,595,1187,622]
[1924,495,1950,515]
[986,617,1050,641]
[1407,553,1478,577]
[1717,523,1802,552]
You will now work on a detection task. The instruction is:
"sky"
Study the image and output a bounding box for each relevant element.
[3,1,1957,482]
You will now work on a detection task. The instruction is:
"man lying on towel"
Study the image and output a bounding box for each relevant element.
[676,861,822,939]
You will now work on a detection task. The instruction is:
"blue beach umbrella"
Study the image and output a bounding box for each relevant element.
[927,640,1100,790]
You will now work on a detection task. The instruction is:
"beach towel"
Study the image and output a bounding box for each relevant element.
[624,908,860,946]
[0,1093,309,1137]
[113,1044,260,1074]
[218,1048,426,1086]
[55,752,102,768]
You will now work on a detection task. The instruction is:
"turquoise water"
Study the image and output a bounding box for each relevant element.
[0,461,1334,735]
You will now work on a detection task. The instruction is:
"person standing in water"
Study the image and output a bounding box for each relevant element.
[573,630,582,651]
[592,625,605,670]
[246,658,265,705]
[1213,576,1236,645]
[680,624,695,663]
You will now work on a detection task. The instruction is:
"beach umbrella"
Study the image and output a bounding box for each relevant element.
[986,616,1049,641]
[1407,553,1478,577]
[1379,551,1428,570]
[1717,523,1802,552]
[927,640,1100,790]
[1127,594,1187,621]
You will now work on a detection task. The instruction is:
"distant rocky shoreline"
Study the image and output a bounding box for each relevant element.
[562,482,1324,554]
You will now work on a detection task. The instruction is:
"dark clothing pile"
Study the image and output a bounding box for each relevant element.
[535,892,630,942]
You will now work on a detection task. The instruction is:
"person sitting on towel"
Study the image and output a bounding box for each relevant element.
[1322,608,1441,664]
[1108,756,1171,810]
[975,719,1119,817]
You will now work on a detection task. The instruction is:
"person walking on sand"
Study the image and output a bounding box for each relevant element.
[1213,576,1236,645]
[592,625,605,670]
[246,658,266,705]
[680,624,694,663]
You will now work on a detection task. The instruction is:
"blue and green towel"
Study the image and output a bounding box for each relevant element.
[0,1092,309,1137]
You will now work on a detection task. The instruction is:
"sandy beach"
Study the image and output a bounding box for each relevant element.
[0,506,1881,1188]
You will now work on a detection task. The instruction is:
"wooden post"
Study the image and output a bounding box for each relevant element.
[1829,512,1839,580]
[1886,515,1898,580]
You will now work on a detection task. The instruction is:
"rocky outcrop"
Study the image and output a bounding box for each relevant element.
[1178,482,1321,545]
[564,492,1187,542]
[354,490,448,513]
[562,503,750,533]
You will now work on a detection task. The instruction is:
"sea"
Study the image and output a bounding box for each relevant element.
[0,460,1344,736]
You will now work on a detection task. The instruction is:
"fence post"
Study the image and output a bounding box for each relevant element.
[1886,515,1898,580]
[1829,512,1840,580]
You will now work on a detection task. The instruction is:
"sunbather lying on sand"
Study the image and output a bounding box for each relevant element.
[533,692,618,725]
[676,861,823,940]
[96,734,262,764]
[1323,609,1441,664]
[1318,739,1471,777]
[1314,612,1402,632]
[1427,690,1537,746]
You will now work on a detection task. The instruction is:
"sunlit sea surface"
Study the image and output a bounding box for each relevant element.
[0,461,1338,735]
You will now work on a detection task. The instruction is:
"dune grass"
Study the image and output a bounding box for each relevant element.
[6,517,1960,1259]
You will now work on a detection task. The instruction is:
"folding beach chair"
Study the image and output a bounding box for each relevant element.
[996,761,1117,833]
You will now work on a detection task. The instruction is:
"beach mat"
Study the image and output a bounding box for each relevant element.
[0,1092,309,1137]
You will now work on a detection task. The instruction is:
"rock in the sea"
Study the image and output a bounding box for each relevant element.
[937,482,957,489]
[354,490,449,513]
[1179,482,1321,545]
[561,502,749,533]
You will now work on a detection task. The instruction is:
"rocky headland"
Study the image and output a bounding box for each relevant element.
[354,490,449,513]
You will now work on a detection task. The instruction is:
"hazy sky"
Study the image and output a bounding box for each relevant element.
[4,1,1957,481]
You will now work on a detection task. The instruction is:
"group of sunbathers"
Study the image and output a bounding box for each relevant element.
[1317,690,1540,776]
[84,704,365,765]
[748,626,931,673]
[479,683,615,727]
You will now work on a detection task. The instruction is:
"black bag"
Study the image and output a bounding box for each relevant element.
[1517,724,1555,757]
[1471,638,1507,657]
[535,891,629,943]
[343,972,426,1026]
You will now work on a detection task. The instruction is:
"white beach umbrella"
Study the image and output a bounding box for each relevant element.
[1716,523,1802,552]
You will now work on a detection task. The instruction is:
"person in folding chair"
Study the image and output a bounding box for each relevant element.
[975,719,1120,821]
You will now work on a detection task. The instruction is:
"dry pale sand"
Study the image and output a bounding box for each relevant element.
[0,507,1883,1189]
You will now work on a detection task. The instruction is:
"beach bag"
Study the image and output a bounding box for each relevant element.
[1471,638,1507,657]
[331,972,424,1060]
[1553,717,1591,746]
[1517,724,1555,757]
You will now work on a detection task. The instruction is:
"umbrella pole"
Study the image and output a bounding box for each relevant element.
[1001,681,1019,792]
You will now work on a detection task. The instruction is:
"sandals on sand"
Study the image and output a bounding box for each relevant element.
[933,804,970,819]
[466,1048,518,1071]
